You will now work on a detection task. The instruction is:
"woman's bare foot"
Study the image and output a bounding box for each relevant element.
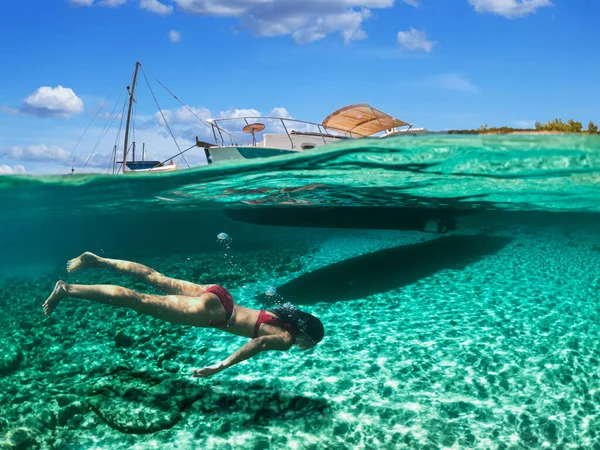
[67,252,100,274]
[43,281,68,316]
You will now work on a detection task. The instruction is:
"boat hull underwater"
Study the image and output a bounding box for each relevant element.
[224,206,460,234]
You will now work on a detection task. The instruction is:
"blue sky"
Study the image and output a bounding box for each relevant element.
[1,0,599,174]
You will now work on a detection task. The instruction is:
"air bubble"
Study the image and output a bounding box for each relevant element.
[265,287,277,297]
[217,232,232,249]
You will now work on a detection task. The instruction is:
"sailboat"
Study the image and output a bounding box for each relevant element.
[116,62,177,173]
[67,61,207,175]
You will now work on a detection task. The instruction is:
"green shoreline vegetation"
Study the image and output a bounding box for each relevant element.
[447,119,599,135]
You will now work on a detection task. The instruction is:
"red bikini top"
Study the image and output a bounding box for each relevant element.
[253,310,297,339]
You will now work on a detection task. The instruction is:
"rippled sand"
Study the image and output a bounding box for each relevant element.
[1,220,599,449]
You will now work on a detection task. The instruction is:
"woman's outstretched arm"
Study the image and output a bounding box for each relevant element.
[192,334,294,378]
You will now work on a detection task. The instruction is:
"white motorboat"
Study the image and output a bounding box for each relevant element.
[201,103,417,164]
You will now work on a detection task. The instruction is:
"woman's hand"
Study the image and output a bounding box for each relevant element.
[191,335,292,379]
[192,363,223,378]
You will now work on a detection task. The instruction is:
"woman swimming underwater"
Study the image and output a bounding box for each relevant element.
[42,252,324,378]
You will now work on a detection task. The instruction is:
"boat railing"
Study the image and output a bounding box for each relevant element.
[206,116,363,148]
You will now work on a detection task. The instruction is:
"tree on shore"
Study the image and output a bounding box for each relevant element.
[450,118,597,134]
[535,118,582,132]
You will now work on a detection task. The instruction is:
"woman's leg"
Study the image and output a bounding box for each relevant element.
[42,280,211,326]
[67,252,206,297]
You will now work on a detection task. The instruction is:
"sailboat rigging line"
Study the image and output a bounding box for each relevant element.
[110,101,128,174]
[87,95,127,163]
[84,111,120,169]
[144,67,213,133]
[107,144,119,175]
[63,75,129,168]
[107,147,114,175]
[144,66,249,146]
[158,144,196,166]
[139,66,190,169]
[132,95,137,147]
[84,97,128,169]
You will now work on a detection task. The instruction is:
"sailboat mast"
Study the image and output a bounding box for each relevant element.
[122,62,140,173]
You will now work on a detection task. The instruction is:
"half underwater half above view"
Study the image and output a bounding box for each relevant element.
[1,134,600,449]
[3,0,600,448]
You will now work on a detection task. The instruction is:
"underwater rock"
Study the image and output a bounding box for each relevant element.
[5,427,40,450]
[18,320,34,331]
[114,329,135,348]
[161,361,180,374]
[187,382,329,437]
[57,401,89,426]
[0,340,24,375]
[252,438,271,450]
[20,417,45,439]
[55,394,79,407]
[37,409,57,431]
[156,348,178,367]
[87,370,205,434]
[54,364,81,377]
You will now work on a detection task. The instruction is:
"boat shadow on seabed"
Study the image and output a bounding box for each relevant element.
[260,234,513,305]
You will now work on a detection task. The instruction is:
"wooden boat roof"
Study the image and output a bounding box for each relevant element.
[321,103,411,136]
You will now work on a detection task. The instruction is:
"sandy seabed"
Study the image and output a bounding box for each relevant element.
[1,221,600,449]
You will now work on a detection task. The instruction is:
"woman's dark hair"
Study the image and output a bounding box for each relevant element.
[270,303,324,346]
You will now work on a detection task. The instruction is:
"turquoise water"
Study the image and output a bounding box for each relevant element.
[1,135,600,449]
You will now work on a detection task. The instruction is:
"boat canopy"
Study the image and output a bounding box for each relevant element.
[321,103,411,137]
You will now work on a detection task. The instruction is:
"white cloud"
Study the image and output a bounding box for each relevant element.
[140,105,214,141]
[420,73,480,93]
[99,0,128,5]
[219,108,262,119]
[148,105,212,127]
[169,29,181,42]
[173,0,394,44]
[141,0,173,15]
[270,107,291,118]
[21,86,84,118]
[214,106,318,134]
[68,0,127,6]
[3,145,70,162]
[397,28,435,52]
[67,0,95,5]
[66,0,403,43]
[148,105,293,126]
[468,0,552,18]
[141,104,311,144]
[294,8,371,44]
[266,107,314,132]
[0,105,19,115]
[0,165,26,175]
[82,152,115,168]
[98,111,123,120]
